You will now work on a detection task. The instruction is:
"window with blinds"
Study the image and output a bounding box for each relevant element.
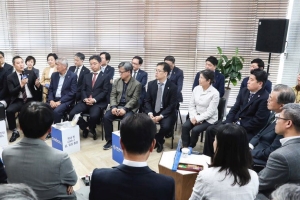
[0,0,290,110]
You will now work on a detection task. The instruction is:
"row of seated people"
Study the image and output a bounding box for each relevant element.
[2,103,300,200]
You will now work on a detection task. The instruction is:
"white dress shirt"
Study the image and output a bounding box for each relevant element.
[18,73,33,98]
[55,72,66,98]
[280,136,300,145]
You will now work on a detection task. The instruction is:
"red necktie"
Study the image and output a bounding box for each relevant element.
[89,73,98,98]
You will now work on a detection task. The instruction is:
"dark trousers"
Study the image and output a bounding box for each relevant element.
[203,125,219,157]
[181,119,211,148]
[103,109,134,142]
[49,98,71,124]
[155,113,176,145]
[69,102,103,131]
[6,98,33,130]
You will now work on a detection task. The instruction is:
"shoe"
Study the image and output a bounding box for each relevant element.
[103,141,112,150]
[165,132,173,138]
[156,142,164,153]
[82,129,89,138]
[90,129,97,140]
[46,134,52,139]
[9,130,20,142]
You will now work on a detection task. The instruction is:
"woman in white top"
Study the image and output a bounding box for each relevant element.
[189,124,259,200]
[181,69,219,149]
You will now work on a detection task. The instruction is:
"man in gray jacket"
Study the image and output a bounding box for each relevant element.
[2,102,78,200]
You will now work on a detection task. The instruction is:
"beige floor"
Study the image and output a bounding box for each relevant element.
[4,116,204,191]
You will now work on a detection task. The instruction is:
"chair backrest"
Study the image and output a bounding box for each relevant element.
[217,97,226,121]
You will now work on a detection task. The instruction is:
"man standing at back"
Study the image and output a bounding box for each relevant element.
[100,52,115,104]
[131,56,148,112]
[90,113,175,200]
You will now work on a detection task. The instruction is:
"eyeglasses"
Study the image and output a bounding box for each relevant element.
[155,69,164,73]
[275,113,291,121]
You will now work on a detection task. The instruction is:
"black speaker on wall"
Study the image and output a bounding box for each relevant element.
[255,19,289,53]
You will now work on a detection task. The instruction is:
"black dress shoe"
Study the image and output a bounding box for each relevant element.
[90,129,97,140]
[46,133,52,139]
[156,142,164,153]
[9,130,20,142]
[82,129,89,138]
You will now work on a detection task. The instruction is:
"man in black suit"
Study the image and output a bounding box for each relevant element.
[69,55,110,140]
[100,52,115,104]
[203,68,270,157]
[6,56,42,142]
[249,84,295,172]
[0,51,13,108]
[131,56,148,112]
[89,113,175,200]
[48,58,77,125]
[144,62,177,153]
[192,56,225,97]
[68,52,90,102]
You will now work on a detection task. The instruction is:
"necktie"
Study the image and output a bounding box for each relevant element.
[248,93,254,102]
[133,71,137,79]
[155,83,164,113]
[20,74,27,102]
[74,67,79,75]
[92,73,98,88]
[168,70,172,79]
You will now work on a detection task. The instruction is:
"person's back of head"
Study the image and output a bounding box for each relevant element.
[271,183,300,200]
[120,113,156,154]
[212,124,252,186]
[0,183,38,200]
[19,102,54,138]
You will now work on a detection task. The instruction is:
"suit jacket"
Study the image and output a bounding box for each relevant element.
[7,70,43,103]
[89,164,175,200]
[2,137,77,200]
[144,79,178,118]
[0,63,13,103]
[224,87,269,139]
[48,70,77,104]
[169,66,184,102]
[250,113,282,166]
[0,158,7,183]
[68,65,90,101]
[25,67,39,78]
[102,65,115,80]
[192,70,225,97]
[240,77,272,93]
[110,77,141,112]
[134,69,148,104]
[258,137,300,195]
[81,72,110,108]
[40,66,57,86]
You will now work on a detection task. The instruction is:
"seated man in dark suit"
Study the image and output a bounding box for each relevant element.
[6,56,42,142]
[100,52,115,104]
[203,68,270,157]
[131,56,148,112]
[240,58,272,93]
[103,62,141,150]
[259,103,300,197]
[164,56,184,106]
[250,84,295,172]
[192,56,225,97]
[144,62,178,153]
[69,55,110,140]
[90,113,175,200]
[68,52,90,102]
[48,58,77,125]
[0,51,13,108]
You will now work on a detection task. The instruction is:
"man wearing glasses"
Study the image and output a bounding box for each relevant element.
[259,103,300,197]
[103,62,141,150]
[144,62,177,153]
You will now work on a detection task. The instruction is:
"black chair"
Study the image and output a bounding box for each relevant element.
[174,108,183,131]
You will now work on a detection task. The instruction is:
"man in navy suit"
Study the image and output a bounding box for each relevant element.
[68,52,90,102]
[69,55,110,140]
[131,56,148,112]
[0,51,13,108]
[249,84,295,171]
[48,58,77,125]
[6,56,42,142]
[89,113,175,200]
[100,52,115,104]
[164,56,183,104]
[240,58,272,93]
[192,56,225,97]
[203,68,270,157]
[144,62,178,153]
